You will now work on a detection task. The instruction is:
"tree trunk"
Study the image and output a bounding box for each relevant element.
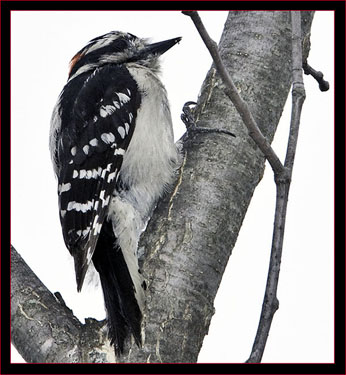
[117,10,314,363]
[11,11,314,363]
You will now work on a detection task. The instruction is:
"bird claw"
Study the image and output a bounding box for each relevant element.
[181,101,236,138]
[181,101,197,129]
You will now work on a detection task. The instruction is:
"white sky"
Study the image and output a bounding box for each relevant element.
[11,11,334,363]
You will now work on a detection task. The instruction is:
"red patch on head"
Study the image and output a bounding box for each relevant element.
[69,52,85,76]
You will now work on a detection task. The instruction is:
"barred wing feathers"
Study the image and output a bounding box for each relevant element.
[54,65,141,290]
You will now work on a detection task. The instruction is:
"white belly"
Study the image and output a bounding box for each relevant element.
[118,64,180,220]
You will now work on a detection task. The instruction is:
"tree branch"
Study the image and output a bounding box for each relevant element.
[247,11,306,363]
[303,61,329,92]
[182,10,285,178]
[11,245,113,363]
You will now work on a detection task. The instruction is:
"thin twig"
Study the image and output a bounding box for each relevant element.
[183,11,307,362]
[246,11,306,363]
[303,61,329,92]
[182,11,286,178]
[285,18,306,172]
[246,182,288,363]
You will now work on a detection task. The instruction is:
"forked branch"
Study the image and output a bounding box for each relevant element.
[182,10,286,179]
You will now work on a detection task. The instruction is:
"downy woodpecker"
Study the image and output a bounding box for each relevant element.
[49,31,181,353]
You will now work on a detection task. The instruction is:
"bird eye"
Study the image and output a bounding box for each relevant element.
[112,38,128,52]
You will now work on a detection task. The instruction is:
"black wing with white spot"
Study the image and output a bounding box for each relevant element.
[55,65,141,289]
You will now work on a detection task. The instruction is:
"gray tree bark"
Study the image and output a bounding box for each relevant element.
[11,245,113,363]
[11,11,314,363]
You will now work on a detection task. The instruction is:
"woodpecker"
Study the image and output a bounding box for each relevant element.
[49,31,181,354]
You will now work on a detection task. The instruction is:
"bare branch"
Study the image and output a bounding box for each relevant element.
[182,11,285,177]
[11,245,113,363]
[303,61,330,92]
[285,12,306,172]
[247,11,306,363]
[246,180,289,363]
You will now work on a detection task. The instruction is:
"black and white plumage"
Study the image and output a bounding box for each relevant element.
[49,31,181,353]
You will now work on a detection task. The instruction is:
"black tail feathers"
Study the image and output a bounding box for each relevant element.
[92,220,142,354]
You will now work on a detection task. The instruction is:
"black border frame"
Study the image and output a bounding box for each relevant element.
[2,1,345,374]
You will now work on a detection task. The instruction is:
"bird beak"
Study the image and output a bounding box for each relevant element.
[145,36,182,56]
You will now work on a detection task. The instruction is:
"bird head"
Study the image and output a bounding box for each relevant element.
[68,31,181,79]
